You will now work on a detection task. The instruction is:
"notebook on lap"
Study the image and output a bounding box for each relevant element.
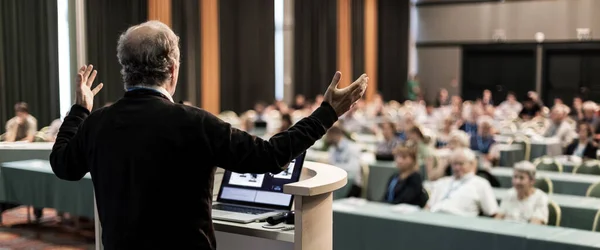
[212,152,305,223]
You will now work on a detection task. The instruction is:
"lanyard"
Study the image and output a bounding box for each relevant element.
[442,176,472,200]
[387,176,400,202]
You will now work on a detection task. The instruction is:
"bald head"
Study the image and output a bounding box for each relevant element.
[117,21,180,92]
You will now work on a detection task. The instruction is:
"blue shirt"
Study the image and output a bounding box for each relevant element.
[470,135,495,154]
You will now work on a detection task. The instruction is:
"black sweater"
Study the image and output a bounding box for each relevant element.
[50,89,338,250]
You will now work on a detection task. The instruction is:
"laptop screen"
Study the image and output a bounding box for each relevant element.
[217,152,305,210]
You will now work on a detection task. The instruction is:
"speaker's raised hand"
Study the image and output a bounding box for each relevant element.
[323,72,368,117]
[75,65,104,112]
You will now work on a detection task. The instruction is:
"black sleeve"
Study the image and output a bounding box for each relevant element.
[203,102,338,174]
[49,105,90,181]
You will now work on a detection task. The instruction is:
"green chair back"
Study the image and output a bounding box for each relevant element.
[534,177,553,194]
[533,157,563,173]
[586,182,600,198]
[547,200,561,226]
[593,210,600,231]
[574,160,600,175]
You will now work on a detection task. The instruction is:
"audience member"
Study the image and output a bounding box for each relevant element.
[497,92,522,116]
[519,96,541,121]
[278,114,293,133]
[459,107,480,137]
[407,75,420,101]
[581,101,600,132]
[565,122,598,159]
[570,96,584,120]
[406,126,436,180]
[544,104,575,148]
[528,91,544,108]
[435,88,451,107]
[1,102,38,142]
[470,119,497,163]
[427,148,498,217]
[495,161,549,225]
[482,89,494,106]
[325,125,362,198]
[383,146,428,207]
[436,118,454,148]
[44,117,63,142]
[376,121,402,157]
[291,94,306,110]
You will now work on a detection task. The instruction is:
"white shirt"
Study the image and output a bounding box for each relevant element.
[544,120,575,148]
[328,138,362,186]
[498,101,523,116]
[498,188,548,224]
[428,173,498,217]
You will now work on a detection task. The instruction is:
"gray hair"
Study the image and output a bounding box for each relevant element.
[117,21,180,88]
[514,161,536,179]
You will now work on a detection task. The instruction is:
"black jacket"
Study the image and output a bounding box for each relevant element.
[383,172,428,207]
[565,139,598,159]
[50,89,338,250]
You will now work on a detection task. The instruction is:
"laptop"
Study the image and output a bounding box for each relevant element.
[212,152,306,223]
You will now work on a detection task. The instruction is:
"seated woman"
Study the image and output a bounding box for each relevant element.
[470,119,497,164]
[406,126,436,180]
[383,146,428,207]
[565,122,598,159]
[495,161,549,224]
[376,122,402,160]
[436,118,454,148]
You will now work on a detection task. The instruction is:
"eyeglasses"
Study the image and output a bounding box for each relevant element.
[451,161,465,166]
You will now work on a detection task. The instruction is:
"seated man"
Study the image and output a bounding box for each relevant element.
[326,125,362,198]
[2,102,37,142]
[470,119,497,164]
[427,148,498,217]
[459,107,480,137]
[495,161,549,224]
[376,121,402,158]
[497,92,523,117]
[544,104,575,148]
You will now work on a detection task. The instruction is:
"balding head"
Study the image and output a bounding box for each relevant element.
[117,21,180,94]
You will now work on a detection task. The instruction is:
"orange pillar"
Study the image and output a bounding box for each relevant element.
[337,0,352,88]
[364,0,378,102]
[148,0,172,27]
[201,0,220,114]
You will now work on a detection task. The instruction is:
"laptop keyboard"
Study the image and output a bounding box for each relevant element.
[213,204,273,215]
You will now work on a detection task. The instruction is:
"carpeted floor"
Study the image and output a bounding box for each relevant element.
[0,206,94,250]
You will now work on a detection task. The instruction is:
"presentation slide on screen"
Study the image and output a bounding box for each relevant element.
[229,173,265,188]
[272,160,295,180]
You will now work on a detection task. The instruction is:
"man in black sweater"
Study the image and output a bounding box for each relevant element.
[50,21,368,249]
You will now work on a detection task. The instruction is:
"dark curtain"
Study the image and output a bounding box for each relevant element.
[378,0,410,101]
[293,0,337,101]
[172,0,201,105]
[0,0,59,129]
[351,0,365,80]
[86,0,147,110]
[220,0,275,113]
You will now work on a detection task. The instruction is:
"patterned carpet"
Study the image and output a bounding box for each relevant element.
[0,206,94,250]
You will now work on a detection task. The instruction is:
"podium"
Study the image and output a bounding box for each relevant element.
[95,161,347,250]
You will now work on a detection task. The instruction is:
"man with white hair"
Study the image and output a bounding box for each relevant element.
[49,21,369,249]
[495,161,549,224]
[427,148,498,217]
[581,101,600,132]
[544,104,575,148]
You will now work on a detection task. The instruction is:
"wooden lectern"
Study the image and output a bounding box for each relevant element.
[284,161,348,250]
[95,161,347,250]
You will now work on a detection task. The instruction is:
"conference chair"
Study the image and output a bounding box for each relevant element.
[499,122,517,135]
[512,134,531,161]
[592,210,600,232]
[360,163,370,199]
[535,177,554,194]
[533,157,563,172]
[573,160,600,175]
[33,126,50,142]
[586,182,600,198]
[547,200,562,226]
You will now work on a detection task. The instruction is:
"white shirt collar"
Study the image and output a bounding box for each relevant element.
[129,85,174,103]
